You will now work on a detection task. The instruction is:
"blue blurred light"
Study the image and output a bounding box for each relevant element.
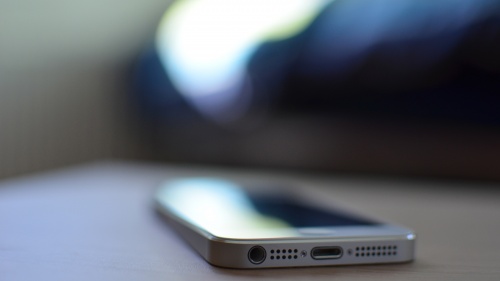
[156,0,331,123]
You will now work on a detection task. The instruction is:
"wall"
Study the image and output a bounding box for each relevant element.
[0,0,172,178]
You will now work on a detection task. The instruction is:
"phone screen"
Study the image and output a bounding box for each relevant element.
[158,178,378,239]
[249,194,377,228]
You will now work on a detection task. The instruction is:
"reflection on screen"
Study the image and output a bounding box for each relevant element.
[250,195,376,228]
[157,178,376,239]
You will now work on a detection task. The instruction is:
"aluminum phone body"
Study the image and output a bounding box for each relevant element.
[155,180,416,269]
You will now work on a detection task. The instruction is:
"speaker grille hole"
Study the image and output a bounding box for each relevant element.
[269,248,299,261]
[352,245,398,258]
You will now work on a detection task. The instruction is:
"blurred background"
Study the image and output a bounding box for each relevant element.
[0,0,170,178]
[1,0,500,181]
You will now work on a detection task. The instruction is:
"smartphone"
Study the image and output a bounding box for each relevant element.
[154,177,416,269]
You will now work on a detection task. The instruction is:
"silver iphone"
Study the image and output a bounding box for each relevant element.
[154,177,416,269]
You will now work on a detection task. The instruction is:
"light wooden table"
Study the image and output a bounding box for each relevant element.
[1,162,499,280]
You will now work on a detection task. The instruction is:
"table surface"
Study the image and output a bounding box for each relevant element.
[1,161,499,280]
